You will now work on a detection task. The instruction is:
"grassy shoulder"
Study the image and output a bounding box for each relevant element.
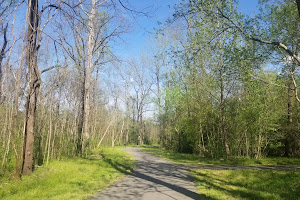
[191,169,300,200]
[142,148,300,166]
[0,147,135,200]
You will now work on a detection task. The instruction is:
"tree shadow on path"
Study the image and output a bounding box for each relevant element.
[90,150,207,200]
[104,156,204,200]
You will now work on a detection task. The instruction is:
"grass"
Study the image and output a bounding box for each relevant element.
[142,148,300,166]
[191,169,300,200]
[143,148,300,199]
[0,147,135,200]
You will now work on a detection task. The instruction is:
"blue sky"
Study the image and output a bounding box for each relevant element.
[114,0,177,58]
[109,0,260,116]
[116,0,259,59]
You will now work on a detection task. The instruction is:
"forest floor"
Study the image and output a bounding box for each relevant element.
[143,147,300,200]
[0,147,135,200]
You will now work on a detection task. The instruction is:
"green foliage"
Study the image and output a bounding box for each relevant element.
[155,0,300,158]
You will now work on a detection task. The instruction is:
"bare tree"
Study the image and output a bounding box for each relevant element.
[22,0,62,175]
[59,0,126,153]
[21,0,40,176]
[126,57,153,144]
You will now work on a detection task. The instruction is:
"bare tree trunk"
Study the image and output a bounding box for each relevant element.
[296,0,300,18]
[0,23,8,103]
[220,67,229,157]
[46,96,53,166]
[111,129,114,147]
[125,127,129,145]
[21,0,40,176]
[77,80,84,155]
[82,0,96,148]
[285,72,295,157]
[1,104,11,169]
[219,39,229,158]
[118,120,125,145]
[245,131,249,157]
[9,44,25,178]
[97,119,114,147]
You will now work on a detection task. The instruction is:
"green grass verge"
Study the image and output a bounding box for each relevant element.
[191,169,300,200]
[0,147,135,200]
[142,148,300,166]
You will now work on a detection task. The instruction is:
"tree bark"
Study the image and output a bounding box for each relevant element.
[82,0,96,149]
[285,72,295,157]
[220,61,229,158]
[0,23,8,103]
[296,0,300,18]
[218,28,230,158]
[21,0,40,176]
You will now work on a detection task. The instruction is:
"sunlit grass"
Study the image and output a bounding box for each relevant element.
[142,148,300,166]
[191,169,300,200]
[0,147,135,200]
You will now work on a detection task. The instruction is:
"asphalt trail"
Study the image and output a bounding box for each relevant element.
[87,147,199,200]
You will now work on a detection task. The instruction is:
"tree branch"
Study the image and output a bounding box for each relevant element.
[40,64,61,74]
[218,8,300,66]
[291,71,300,103]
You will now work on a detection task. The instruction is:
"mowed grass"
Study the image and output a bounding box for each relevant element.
[191,169,300,200]
[0,147,135,200]
[143,148,300,199]
[142,148,300,166]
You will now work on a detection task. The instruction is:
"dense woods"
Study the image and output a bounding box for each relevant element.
[157,0,300,158]
[0,0,299,180]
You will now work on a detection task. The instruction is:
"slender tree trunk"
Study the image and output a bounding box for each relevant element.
[125,129,129,145]
[219,41,229,158]
[111,129,115,147]
[118,120,125,145]
[21,0,40,176]
[285,73,294,157]
[10,47,25,178]
[0,23,8,103]
[46,99,53,166]
[296,0,300,18]
[1,105,11,169]
[77,72,84,155]
[245,131,249,157]
[97,119,114,147]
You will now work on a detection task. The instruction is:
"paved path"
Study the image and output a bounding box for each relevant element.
[87,148,199,200]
